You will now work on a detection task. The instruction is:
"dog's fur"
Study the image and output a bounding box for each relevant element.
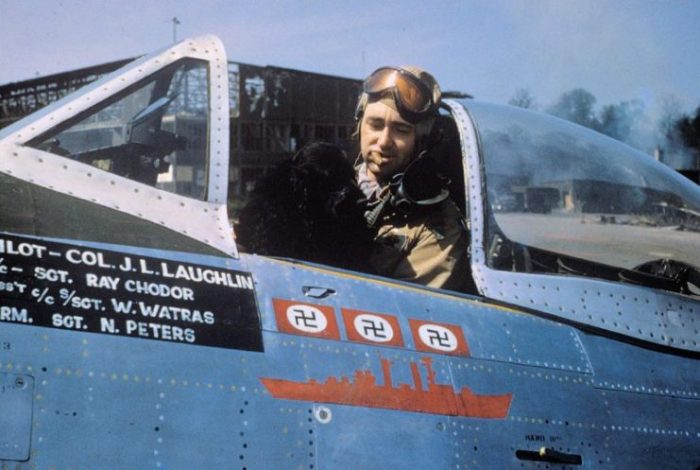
[236,142,373,272]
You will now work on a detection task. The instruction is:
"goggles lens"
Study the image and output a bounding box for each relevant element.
[363,67,433,115]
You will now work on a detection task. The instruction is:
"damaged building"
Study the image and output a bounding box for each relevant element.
[0,58,361,207]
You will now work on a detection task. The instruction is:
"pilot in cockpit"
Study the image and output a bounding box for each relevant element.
[354,66,472,292]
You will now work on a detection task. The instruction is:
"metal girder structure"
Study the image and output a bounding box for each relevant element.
[0,59,133,128]
[1,57,361,201]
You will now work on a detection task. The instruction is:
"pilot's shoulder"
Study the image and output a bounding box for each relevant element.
[420,198,468,241]
[422,197,466,226]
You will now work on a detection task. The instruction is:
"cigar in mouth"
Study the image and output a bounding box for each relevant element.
[369,151,388,166]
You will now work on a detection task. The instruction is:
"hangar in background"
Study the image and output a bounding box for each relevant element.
[0,58,361,203]
[3,57,696,196]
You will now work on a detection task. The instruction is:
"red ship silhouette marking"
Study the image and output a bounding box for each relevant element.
[260,357,513,419]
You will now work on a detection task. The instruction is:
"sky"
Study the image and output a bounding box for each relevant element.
[1,0,699,118]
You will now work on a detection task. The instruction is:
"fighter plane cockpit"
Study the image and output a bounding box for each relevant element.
[1,35,699,469]
[448,99,700,353]
[469,101,700,295]
[0,37,234,257]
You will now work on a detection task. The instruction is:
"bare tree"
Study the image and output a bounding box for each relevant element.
[508,88,537,110]
[599,100,644,144]
[547,88,600,130]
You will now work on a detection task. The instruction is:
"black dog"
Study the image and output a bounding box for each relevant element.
[236,142,373,272]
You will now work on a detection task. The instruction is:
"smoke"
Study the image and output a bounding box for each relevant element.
[514,86,700,170]
[653,95,698,169]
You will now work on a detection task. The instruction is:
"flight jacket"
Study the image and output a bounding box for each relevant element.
[357,160,471,292]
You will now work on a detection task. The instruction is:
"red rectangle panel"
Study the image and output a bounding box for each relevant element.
[273,298,339,340]
[409,319,470,356]
[342,308,404,347]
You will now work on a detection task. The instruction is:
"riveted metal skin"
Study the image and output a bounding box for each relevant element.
[0,35,235,257]
[443,99,485,266]
[0,36,699,469]
[445,100,700,355]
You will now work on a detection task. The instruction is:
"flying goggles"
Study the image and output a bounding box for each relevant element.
[363,67,437,123]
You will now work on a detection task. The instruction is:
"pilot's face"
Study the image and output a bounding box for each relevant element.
[360,100,416,184]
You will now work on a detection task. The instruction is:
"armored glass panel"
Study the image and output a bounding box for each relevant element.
[466,101,700,272]
[28,59,210,200]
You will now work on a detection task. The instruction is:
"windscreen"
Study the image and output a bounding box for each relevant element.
[466,101,700,271]
[27,59,210,200]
